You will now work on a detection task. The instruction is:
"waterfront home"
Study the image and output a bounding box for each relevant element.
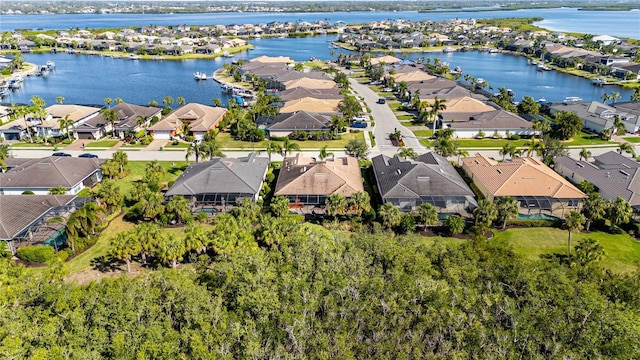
[548,101,639,134]
[371,153,477,213]
[280,97,341,114]
[165,153,269,211]
[0,157,103,195]
[149,103,226,141]
[415,84,488,102]
[274,154,364,214]
[0,104,100,141]
[461,153,586,217]
[73,103,162,140]
[0,195,85,254]
[425,96,495,120]
[369,55,402,66]
[555,151,640,211]
[266,111,333,138]
[393,70,435,83]
[278,87,342,101]
[612,63,640,80]
[249,55,293,64]
[446,110,536,139]
[282,78,337,91]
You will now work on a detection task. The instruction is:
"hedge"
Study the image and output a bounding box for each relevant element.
[16,246,56,263]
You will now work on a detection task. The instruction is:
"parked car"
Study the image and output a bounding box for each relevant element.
[353,116,368,122]
[78,153,98,158]
[350,121,368,128]
[52,152,72,157]
[377,98,386,104]
[370,81,382,85]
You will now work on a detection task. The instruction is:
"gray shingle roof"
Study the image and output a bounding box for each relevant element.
[166,153,269,197]
[372,153,476,200]
[268,111,332,132]
[0,195,76,240]
[1,157,102,190]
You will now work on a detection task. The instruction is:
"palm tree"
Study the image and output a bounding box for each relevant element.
[112,150,128,174]
[607,197,632,231]
[56,96,65,104]
[610,91,621,105]
[176,96,186,106]
[581,193,607,231]
[348,191,371,217]
[456,148,469,166]
[183,224,208,255]
[29,95,48,143]
[135,223,160,265]
[114,98,124,105]
[443,215,465,235]
[496,196,519,229]
[499,143,517,161]
[104,97,113,108]
[397,81,409,100]
[601,92,611,104]
[48,186,68,195]
[200,138,225,160]
[265,142,282,163]
[281,137,301,158]
[415,203,438,229]
[47,203,104,252]
[632,88,640,102]
[325,193,348,218]
[58,114,75,140]
[579,148,592,162]
[564,210,585,257]
[100,108,119,135]
[0,140,10,170]
[378,203,402,230]
[185,142,202,163]
[397,146,417,159]
[162,96,174,109]
[618,142,635,157]
[110,231,141,273]
[93,179,123,213]
[429,96,447,132]
[140,192,165,221]
[155,234,185,269]
[166,196,191,224]
[611,116,626,136]
[319,145,334,161]
[474,199,498,228]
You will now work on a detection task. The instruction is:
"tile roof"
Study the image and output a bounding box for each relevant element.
[149,103,226,132]
[556,152,640,206]
[248,55,293,64]
[372,153,477,202]
[268,111,332,131]
[0,195,76,240]
[462,153,586,199]
[448,110,533,130]
[280,98,341,113]
[393,70,435,83]
[283,78,337,90]
[1,157,102,189]
[275,155,364,197]
[370,55,402,65]
[166,153,269,197]
[278,87,342,101]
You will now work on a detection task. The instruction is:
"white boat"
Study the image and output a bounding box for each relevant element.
[129,54,141,60]
[194,72,207,80]
[592,78,607,86]
[222,51,233,58]
[39,65,50,77]
[8,79,21,90]
[0,85,9,98]
[537,63,551,71]
[46,60,56,69]
[442,47,455,53]
[563,96,584,103]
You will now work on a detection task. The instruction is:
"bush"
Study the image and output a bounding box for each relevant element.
[22,190,35,195]
[140,135,153,145]
[506,219,560,228]
[17,246,56,263]
[509,134,521,140]
[269,136,287,142]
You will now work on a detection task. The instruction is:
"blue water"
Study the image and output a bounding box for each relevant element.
[517,213,560,221]
[5,35,633,107]
[1,8,638,38]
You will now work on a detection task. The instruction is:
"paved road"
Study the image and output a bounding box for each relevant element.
[347,76,426,158]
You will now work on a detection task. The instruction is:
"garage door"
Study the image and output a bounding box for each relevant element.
[77,132,94,140]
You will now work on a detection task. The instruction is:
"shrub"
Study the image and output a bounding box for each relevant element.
[17,246,56,263]
[506,219,560,228]
[22,190,35,195]
[140,135,153,145]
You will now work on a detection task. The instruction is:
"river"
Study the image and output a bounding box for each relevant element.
[1,8,639,39]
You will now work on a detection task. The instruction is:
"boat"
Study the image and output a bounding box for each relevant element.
[193,72,207,80]
[537,98,547,104]
[563,96,584,103]
[39,65,50,77]
[222,51,233,58]
[592,78,607,86]
[442,47,455,53]
[129,54,141,60]
[489,48,500,53]
[0,85,9,98]
[46,60,55,69]
[8,79,21,90]
[537,63,551,71]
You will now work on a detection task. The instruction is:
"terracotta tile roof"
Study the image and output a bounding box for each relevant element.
[149,103,226,132]
[283,78,337,90]
[370,55,402,65]
[275,155,364,197]
[280,98,341,113]
[393,70,435,83]
[248,55,293,63]
[462,153,586,199]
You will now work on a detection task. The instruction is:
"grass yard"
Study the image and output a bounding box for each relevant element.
[86,140,120,148]
[396,114,415,121]
[412,129,433,137]
[164,142,191,149]
[564,132,610,146]
[492,227,640,274]
[115,160,189,194]
[622,137,640,143]
[10,143,54,148]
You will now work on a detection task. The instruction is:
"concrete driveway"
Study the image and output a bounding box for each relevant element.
[347,77,427,157]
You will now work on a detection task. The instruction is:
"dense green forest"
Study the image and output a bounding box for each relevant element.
[1,224,639,358]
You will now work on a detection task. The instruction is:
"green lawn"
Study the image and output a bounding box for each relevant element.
[565,132,610,146]
[396,114,415,121]
[492,227,640,274]
[419,132,611,149]
[216,132,364,150]
[115,160,189,194]
[10,143,54,148]
[164,142,191,149]
[86,140,120,148]
[412,129,433,137]
[622,137,640,143]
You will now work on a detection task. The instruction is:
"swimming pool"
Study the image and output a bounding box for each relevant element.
[517,213,560,221]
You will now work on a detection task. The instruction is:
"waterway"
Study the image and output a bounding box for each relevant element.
[3,34,633,107]
[1,8,639,39]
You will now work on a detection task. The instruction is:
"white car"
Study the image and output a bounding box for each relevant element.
[353,116,368,122]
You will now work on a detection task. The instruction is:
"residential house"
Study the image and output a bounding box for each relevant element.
[278,87,342,101]
[274,154,364,213]
[0,104,100,141]
[446,110,536,139]
[280,97,341,114]
[0,157,103,195]
[165,153,269,209]
[0,195,86,254]
[73,103,162,140]
[282,78,337,91]
[555,151,640,211]
[371,153,477,213]
[370,55,402,66]
[461,153,586,217]
[549,101,639,134]
[266,111,333,137]
[149,103,226,140]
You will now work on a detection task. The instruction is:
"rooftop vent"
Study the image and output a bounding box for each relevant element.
[396,169,402,175]
[620,170,630,177]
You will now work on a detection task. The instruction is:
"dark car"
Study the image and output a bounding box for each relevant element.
[78,153,99,158]
[52,152,72,157]
[350,121,368,128]
[377,98,386,104]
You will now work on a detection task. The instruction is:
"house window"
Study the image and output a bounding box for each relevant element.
[568,199,579,207]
